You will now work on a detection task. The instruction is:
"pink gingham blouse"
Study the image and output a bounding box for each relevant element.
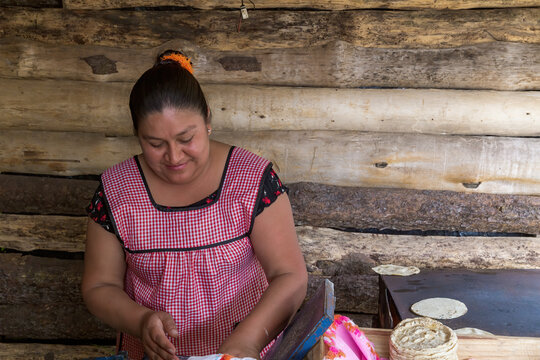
[99,147,276,359]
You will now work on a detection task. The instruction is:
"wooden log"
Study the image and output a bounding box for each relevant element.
[298,226,540,271]
[0,254,115,340]
[216,131,540,195]
[0,304,116,340]
[288,183,540,234]
[0,343,116,360]
[2,216,539,269]
[0,253,84,304]
[61,0,540,10]
[3,78,539,136]
[0,214,86,252]
[2,130,540,195]
[0,174,97,215]
[3,175,539,234]
[1,38,539,90]
[0,130,139,176]
[0,0,61,7]
[1,8,538,50]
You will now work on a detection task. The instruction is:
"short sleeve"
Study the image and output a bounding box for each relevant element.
[86,182,115,234]
[255,167,289,216]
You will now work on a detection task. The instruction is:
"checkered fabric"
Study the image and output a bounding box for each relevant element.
[101,147,271,359]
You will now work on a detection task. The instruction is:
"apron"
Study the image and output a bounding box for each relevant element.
[102,147,271,359]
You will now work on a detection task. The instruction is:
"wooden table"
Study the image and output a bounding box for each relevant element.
[305,328,540,360]
[359,327,540,360]
[378,269,540,337]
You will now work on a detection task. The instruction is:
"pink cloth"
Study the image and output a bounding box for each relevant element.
[323,315,386,360]
[188,356,256,360]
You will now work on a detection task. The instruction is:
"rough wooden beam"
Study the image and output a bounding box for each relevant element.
[298,226,540,271]
[0,0,61,7]
[0,214,86,252]
[2,216,538,268]
[0,175,97,215]
[0,343,116,360]
[0,304,116,340]
[2,130,540,195]
[288,183,540,234]
[3,78,539,136]
[1,8,538,50]
[61,0,540,10]
[3,175,539,233]
[0,254,115,340]
[1,38,538,90]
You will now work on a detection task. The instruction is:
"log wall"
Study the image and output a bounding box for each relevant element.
[0,0,539,358]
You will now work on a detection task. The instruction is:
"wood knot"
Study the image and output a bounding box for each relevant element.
[217,56,262,72]
[462,182,481,189]
[82,55,118,75]
[374,162,388,168]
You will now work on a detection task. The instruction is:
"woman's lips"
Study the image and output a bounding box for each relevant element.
[165,162,187,170]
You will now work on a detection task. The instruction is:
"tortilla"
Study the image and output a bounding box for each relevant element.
[411,297,468,320]
[389,317,458,360]
[454,327,495,337]
[372,264,420,276]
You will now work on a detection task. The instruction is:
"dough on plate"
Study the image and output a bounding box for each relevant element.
[389,317,458,360]
[372,264,420,276]
[410,297,468,320]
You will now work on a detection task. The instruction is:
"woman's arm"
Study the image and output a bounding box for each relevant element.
[218,193,308,358]
[82,218,179,360]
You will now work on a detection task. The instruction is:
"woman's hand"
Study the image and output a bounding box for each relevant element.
[140,311,179,360]
[217,338,261,360]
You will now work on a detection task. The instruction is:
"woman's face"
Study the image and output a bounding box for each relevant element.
[137,107,211,185]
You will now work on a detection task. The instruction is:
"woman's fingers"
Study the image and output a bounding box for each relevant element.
[160,311,179,338]
[142,311,178,360]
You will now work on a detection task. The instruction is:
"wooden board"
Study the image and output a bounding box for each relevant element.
[2,38,539,90]
[264,279,335,360]
[1,8,538,50]
[358,327,540,360]
[61,0,540,10]
[2,130,540,195]
[3,78,539,136]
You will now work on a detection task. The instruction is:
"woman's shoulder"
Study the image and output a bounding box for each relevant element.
[230,146,270,167]
[103,156,138,175]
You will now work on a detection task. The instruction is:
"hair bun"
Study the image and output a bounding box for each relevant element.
[157,50,194,74]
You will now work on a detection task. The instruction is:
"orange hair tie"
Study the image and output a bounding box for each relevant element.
[160,53,194,74]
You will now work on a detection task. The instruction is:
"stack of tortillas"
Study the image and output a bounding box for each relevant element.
[389,317,458,360]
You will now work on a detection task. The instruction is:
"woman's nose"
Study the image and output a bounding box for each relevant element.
[166,143,183,164]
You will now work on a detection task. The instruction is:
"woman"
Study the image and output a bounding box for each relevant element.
[82,50,308,360]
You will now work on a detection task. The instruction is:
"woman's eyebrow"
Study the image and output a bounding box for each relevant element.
[174,125,197,136]
[142,125,197,140]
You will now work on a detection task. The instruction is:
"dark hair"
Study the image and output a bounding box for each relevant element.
[129,50,210,134]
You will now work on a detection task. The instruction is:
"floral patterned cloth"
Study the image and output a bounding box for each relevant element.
[187,356,256,360]
[323,315,386,360]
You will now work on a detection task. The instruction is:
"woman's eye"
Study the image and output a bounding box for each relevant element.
[179,136,193,144]
[149,142,162,148]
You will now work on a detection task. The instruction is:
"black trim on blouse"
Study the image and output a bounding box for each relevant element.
[86,155,288,235]
[134,146,234,212]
